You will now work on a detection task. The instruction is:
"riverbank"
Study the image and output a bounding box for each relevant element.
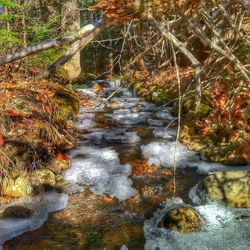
[125,68,250,166]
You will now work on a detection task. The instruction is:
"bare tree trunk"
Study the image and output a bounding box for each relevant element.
[61,0,81,81]
[0,21,102,65]
[37,21,106,79]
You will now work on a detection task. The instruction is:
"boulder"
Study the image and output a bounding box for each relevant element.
[158,206,202,233]
[200,171,250,208]
[1,205,33,218]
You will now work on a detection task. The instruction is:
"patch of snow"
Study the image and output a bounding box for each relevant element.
[141,142,198,167]
[0,192,68,246]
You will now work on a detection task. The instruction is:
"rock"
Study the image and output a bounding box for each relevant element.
[48,158,71,174]
[32,169,56,187]
[1,206,33,218]
[201,171,250,208]
[158,206,202,233]
[0,175,33,198]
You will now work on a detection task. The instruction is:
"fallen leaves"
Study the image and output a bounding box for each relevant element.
[0,133,4,146]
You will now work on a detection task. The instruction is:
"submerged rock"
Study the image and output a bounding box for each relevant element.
[196,171,250,208]
[158,206,202,233]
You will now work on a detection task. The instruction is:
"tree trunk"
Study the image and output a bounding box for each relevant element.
[60,0,81,81]
[37,21,106,79]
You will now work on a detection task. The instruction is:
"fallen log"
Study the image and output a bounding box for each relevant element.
[0,21,103,65]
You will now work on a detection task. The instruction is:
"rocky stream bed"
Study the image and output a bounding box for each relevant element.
[0,80,250,250]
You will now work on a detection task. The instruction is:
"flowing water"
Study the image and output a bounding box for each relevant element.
[1,80,250,250]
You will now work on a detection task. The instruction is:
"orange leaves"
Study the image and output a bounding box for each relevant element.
[131,160,158,176]
[4,109,32,118]
[0,133,4,146]
[55,153,69,161]
[92,84,104,93]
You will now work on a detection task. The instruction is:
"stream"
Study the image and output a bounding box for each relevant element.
[1,80,250,250]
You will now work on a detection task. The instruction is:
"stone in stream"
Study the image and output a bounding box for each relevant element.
[1,206,33,219]
[158,206,202,233]
[191,171,250,208]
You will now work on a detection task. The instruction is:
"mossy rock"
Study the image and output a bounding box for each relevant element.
[201,171,250,208]
[158,206,202,233]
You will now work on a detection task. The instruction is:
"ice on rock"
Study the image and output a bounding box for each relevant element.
[103,130,141,144]
[155,110,174,120]
[112,112,149,125]
[108,79,122,88]
[147,119,167,127]
[76,88,97,97]
[141,142,198,167]
[69,145,120,162]
[188,161,250,174]
[107,101,137,110]
[153,128,177,139]
[113,109,131,114]
[0,192,68,246]
[91,174,136,201]
[144,197,250,250]
[65,146,136,201]
[76,119,96,130]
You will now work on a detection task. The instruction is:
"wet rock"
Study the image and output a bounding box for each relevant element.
[158,206,202,233]
[200,171,250,208]
[0,175,33,198]
[1,206,33,218]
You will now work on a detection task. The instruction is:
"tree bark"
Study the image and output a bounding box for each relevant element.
[0,21,102,65]
[37,21,106,79]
